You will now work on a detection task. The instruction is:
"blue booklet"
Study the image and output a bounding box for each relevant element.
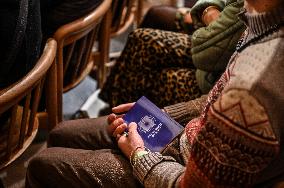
[123,96,184,152]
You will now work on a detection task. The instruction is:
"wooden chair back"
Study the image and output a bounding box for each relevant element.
[0,39,57,169]
[95,0,143,88]
[110,0,137,37]
[53,0,112,122]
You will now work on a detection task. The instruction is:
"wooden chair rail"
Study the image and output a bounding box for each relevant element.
[53,0,112,122]
[110,0,136,37]
[0,39,57,169]
[0,40,57,114]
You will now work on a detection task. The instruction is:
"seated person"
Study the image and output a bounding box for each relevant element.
[40,0,103,40]
[0,0,42,128]
[0,0,102,124]
[26,0,284,187]
[99,0,246,108]
[0,0,41,88]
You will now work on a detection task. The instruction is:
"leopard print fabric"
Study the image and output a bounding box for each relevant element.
[99,28,201,108]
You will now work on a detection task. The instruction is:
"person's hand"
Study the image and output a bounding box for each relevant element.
[178,7,193,24]
[202,6,220,26]
[112,102,135,114]
[106,102,135,136]
[106,113,124,136]
[184,12,192,24]
[116,122,145,159]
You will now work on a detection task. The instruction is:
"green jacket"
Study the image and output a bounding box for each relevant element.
[190,0,245,93]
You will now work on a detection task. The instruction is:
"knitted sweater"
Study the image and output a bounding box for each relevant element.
[133,5,284,188]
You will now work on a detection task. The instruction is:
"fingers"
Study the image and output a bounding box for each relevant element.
[116,122,137,140]
[111,118,124,128]
[107,113,125,124]
[115,122,137,141]
[128,122,137,134]
[115,131,128,141]
[112,103,135,114]
[107,113,116,124]
[113,123,127,138]
[116,114,124,119]
[108,117,124,133]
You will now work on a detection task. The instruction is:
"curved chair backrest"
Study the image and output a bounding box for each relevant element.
[0,39,57,170]
[53,0,112,122]
[95,0,141,88]
[111,0,137,37]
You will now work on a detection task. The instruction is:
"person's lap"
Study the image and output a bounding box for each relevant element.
[103,67,201,108]
[26,147,138,188]
[48,116,117,150]
[26,116,140,188]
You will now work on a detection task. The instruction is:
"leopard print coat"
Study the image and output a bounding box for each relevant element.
[100,28,202,108]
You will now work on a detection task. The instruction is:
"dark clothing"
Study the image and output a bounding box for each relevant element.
[139,6,180,32]
[40,0,103,39]
[0,0,42,88]
[185,0,198,7]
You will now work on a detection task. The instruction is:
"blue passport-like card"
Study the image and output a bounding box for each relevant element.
[123,96,184,152]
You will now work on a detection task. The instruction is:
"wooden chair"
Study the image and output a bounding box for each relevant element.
[95,0,143,88]
[110,0,138,38]
[53,0,112,122]
[0,39,57,169]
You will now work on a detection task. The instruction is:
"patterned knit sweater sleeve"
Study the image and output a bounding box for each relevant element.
[181,87,280,187]
[163,95,208,127]
[181,8,284,187]
[133,6,284,188]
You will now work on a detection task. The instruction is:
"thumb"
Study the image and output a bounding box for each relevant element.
[128,122,138,135]
[117,133,127,142]
[112,103,135,113]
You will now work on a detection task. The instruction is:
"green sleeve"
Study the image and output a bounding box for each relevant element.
[191,0,245,72]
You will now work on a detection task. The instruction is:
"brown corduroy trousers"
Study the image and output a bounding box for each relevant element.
[26,116,141,188]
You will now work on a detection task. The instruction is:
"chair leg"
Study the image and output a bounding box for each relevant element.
[97,8,111,88]
[136,0,144,25]
[56,48,63,123]
[46,61,58,130]
[171,0,177,6]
